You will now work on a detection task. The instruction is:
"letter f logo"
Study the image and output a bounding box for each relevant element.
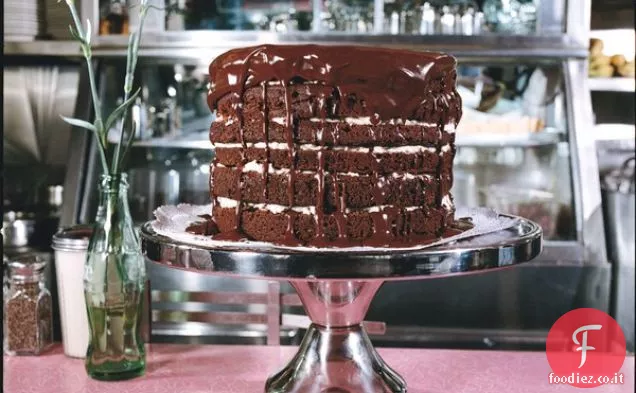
[572,324,602,368]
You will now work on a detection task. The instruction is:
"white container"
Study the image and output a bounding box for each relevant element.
[51,226,92,358]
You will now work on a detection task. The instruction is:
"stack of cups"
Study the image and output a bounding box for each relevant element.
[51,226,92,358]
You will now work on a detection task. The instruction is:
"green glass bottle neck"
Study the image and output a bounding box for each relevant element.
[98,174,129,194]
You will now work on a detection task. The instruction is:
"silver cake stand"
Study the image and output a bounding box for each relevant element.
[140,214,542,393]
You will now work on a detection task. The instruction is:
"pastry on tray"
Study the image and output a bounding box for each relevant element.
[204,45,462,247]
[588,38,635,78]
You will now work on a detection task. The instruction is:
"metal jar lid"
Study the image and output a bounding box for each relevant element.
[6,254,48,281]
[51,225,93,251]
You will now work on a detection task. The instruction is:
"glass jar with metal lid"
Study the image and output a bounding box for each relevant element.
[3,254,53,355]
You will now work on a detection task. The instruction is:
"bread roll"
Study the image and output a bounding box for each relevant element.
[590,55,611,68]
[617,61,635,77]
[610,54,627,68]
[589,64,615,77]
[589,38,604,57]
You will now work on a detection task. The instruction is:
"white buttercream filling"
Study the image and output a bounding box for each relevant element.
[213,196,453,215]
[242,160,263,172]
[237,161,436,178]
[347,205,421,213]
[213,143,447,154]
[268,117,440,127]
[216,197,239,208]
[214,115,456,130]
[214,142,289,150]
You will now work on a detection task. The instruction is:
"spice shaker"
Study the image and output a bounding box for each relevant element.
[3,254,53,356]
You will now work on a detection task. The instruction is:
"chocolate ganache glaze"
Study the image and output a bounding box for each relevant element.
[208,45,461,121]
[203,44,463,247]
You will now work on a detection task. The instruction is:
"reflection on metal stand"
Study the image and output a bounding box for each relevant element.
[602,157,635,352]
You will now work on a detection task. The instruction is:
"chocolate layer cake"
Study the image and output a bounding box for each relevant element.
[206,45,462,247]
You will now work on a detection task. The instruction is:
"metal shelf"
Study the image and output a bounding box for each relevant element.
[588,77,635,92]
[3,40,81,57]
[3,31,587,61]
[455,129,562,147]
[132,131,210,150]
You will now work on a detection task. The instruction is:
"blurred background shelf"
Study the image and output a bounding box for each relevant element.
[3,32,588,60]
[132,132,210,149]
[3,40,81,57]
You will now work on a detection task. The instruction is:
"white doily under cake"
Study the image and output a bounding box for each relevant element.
[150,204,520,253]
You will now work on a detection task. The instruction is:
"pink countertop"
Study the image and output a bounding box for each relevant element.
[4,344,634,393]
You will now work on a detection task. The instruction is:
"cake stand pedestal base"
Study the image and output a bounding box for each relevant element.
[266,324,405,393]
[266,281,404,393]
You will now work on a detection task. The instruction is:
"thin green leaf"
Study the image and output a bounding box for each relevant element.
[68,25,82,42]
[118,118,139,170]
[146,4,167,11]
[103,88,141,133]
[60,115,96,132]
[85,19,92,45]
[126,32,136,70]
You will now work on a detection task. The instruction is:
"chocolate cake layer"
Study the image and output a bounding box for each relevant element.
[214,84,461,124]
[214,205,454,247]
[211,117,456,146]
[205,45,462,247]
[212,165,446,208]
[213,145,453,174]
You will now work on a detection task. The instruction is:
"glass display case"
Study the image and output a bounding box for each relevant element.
[4,0,611,349]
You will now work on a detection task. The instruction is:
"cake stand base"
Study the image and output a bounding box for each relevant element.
[266,280,404,393]
[266,324,405,393]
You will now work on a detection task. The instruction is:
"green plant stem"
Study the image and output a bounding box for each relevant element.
[112,4,148,174]
[62,0,153,176]
[85,59,109,174]
[65,0,109,174]
[67,3,103,132]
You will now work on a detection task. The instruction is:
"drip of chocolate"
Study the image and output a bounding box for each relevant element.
[186,215,219,236]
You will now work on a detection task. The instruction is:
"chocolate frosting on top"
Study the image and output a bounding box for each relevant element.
[207,44,458,120]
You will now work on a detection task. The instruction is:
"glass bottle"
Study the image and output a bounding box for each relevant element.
[84,174,146,381]
[3,254,53,356]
